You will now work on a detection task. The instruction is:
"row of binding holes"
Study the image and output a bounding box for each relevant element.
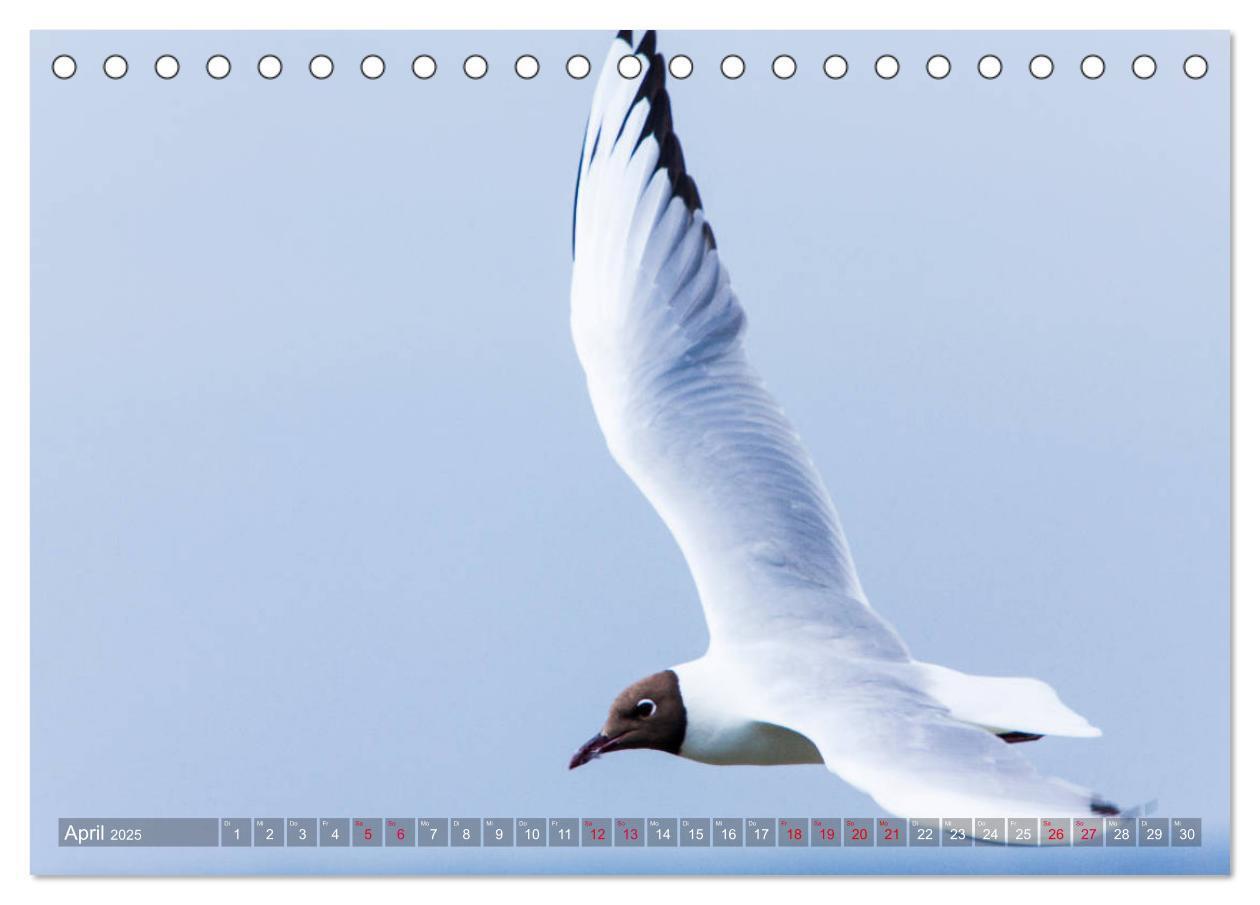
[746,53,1206,80]
[51,52,1211,82]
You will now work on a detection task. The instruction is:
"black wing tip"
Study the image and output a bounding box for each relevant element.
[615,30,657,55]
[1090,799,1121,817]
[598,30,716,251]
[997,731,1044,745]
[626,34,715,245]
[633,46,667,108]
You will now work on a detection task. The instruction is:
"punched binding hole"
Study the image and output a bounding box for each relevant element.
[206,55,231,79]
[1029,55,1054,79]
[361,55,385,79]
[978,54,1002,79]
[1183,54,1208,79]
[669,55,693,79]
[51,55,76,79]
[772,55,796,79]
[309,55,334,79]
[721,54,745,79]
[103,54,128,79]
[412,55,437,79]
[257,55,282,79]
[823,55,848,79]
[155,55,180,79]
[1080,54,1105,79]
[464,55,488,79]
[515,54,540,79]
[566,54,591,79]
[926,54,950,79]
[875,55,899,79]
[1132,55,1157,79]
[617,54,642,79]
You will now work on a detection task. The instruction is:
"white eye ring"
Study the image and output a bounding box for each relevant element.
[636,698,657,717]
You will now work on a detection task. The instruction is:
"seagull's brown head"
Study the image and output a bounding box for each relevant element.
[568,669,687,769]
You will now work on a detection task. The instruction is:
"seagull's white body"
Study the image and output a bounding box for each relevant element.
[570,33,1111,818]
[672,656,824,767]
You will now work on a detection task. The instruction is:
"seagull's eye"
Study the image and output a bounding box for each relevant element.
[635,698,657,718]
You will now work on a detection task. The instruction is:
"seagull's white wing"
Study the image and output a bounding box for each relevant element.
[571,32,907,659]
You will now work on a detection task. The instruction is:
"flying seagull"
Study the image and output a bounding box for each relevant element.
[567,30,1117,819]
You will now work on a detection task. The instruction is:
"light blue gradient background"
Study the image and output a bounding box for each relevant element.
[31,30,1229,875]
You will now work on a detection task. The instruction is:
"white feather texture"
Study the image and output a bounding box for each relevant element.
[571,32,1112,819]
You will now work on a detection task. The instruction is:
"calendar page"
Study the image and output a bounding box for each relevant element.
[30,29,1229,876]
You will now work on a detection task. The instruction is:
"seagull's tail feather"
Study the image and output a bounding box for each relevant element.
[915,661,1103,740]
[1087,797,1154,818]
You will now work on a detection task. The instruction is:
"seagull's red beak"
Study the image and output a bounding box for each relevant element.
[568,732,625,769]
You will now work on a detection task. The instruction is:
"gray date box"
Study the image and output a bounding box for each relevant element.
[516,818,546,847]
[384,818,414,846]
[417,817,448,846]
[352,818,381,846]
[1106,817,1137,846]
[745,818,775,847]
[811,818,842,847]
[1139,817,1170,846]
[1007,818,1038,846]
[778,817,808,847]
[483,817,513,847]
[942,817,972,846]
[681,817,710,847]
[713,817,742,846]
[974,818,1005,846]
[1171,818,1201,847]
[286,818,316,847]
[581,818,611,847]
[1073,818,1104,847]
[221,818,250,847]
[909,818,940,847]
[844,818,874,846]
[615,818,645,846]
[647,818,677,847]
[320,818,349,847]
[451,818,480,846]
[1040,818,1069,846]
[548,818,578,847]
[254,818,283,847]
[876,817,907,846]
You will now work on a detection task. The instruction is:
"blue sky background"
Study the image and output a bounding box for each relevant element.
[31,30,1229,875]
